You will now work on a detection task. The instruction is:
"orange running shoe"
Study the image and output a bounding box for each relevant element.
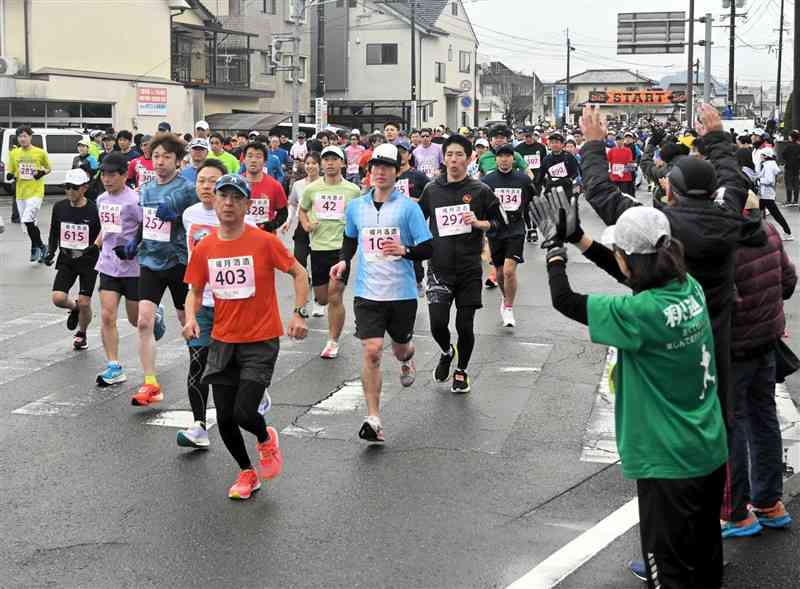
[131,383,163,406]
[256,426,284,480]
[228,469,261,500]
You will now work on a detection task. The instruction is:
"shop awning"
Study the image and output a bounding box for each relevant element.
[205,112,289,132]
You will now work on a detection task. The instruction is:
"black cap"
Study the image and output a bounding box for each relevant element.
[488,125,511,139]
[668,156,718,199]
[549,132,564,142]
[660,142,690,164]
[99,152,129,173]
[495,144,515,156]
[157,121,171,132]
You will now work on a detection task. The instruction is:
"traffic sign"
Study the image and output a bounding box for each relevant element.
[617,12,686,55]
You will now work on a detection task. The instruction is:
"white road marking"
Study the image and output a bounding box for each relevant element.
[580,348,619,463]
[309,381,364,415]
[145,409,217,429]
[0,313,67,343]
[506,498,640,589]
[500,367,541,374]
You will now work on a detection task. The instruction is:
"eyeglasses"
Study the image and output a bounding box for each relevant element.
[64,184,83,191]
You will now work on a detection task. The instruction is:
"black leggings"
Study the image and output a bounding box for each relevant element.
[25,222,44,248]
[187,347,210,426]
[760,200,791,235]
[213,380,268,470]
[293,226,310,270]
[428,303,476,371]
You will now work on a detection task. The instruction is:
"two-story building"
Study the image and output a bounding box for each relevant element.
[552,69,657,124]
[478,61,543,127]
[313,0,479,131]
[0,0,309,134]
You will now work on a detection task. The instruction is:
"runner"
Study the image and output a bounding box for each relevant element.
[176,159,229,449]
[514,128,547,192]
[541,132,580,198]
[482,144,536,327]
[412,128,444,180]
[242,142,288,233]
[127,135,155,190]
[345,133,366,184]
[287,153,320,314]
[118,133,198,406]
[9,126,51,262]
[418,134,506,393]
[183,173,309,500]
[298,145,361,358]
[179,138,210,184]
[395,139,430,295]
[44,168,101,350]
[478,126,530,177]
[95,152,142,386]
[329,143,432,442]
[208,133,240,174]
[608,134,636,196]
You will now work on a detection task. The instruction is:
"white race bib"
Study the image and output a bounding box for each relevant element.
[496,187,522,212]
[611,163,625,177]
[395,178,410,198]
[346,162,359,176]
[548,161,568,178]
[60,222,89,250]
[313,194,346,220]
[99,203,122,234]
[361,227,401,262]
[524,154,541,169]
[247,198,270,224]
[435,204,471,237]
[142,207,171,242]
[18,162,36,181]
[420,163,437,179]
[209,256,256,300]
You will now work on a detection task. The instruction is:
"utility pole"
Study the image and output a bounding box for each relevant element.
[699,13,713,103]
[315,0,325,99]
[776,0,785,117]
[565,29,574,128]
[410,0,417,128]
[728,0,735,105]
[794,0,800,130]
[290,0,304,142]
[760,83,764,119]
[687,0,695,124]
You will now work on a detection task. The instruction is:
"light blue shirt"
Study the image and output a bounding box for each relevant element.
[344,188,432,301]
[180,165,199,184]
[138,174,198,271]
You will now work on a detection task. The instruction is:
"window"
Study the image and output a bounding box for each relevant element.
[9,134,44,149]
[45,135,81,154]
[282,55,307,82]
[366,43,398,65]
[428,104,434,118]
[451,2,458,16]
[459,50,471,73]
[288,0,307,22]
[263,0,276,14]
[260,51,274,76]
[435,62,446,84]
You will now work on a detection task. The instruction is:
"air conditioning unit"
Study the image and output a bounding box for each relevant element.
[0,56,20,76]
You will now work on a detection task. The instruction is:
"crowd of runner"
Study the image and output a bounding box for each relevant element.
[4,104,800,587]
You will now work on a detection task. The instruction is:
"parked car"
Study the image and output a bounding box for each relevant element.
[0,128,84,194]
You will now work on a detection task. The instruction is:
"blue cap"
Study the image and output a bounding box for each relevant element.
[214,174,251,199]
[395,138,412,152]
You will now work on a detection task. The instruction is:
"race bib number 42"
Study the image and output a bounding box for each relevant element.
[60,222,89,250]
[209,256,255,300]
[142,207,171,242]
[313,194,346,220]
[247,198,270,224]
[435,204,472,237]
[99,203,122,234]
[496,187,522,212]
[362,227,401,262]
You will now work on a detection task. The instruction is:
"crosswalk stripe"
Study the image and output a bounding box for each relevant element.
[0,313,67,344]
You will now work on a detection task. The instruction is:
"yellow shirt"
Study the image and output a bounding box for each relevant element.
[9,145,51,199]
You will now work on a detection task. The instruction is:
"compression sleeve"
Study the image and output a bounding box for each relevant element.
[402,238,433,261]
[547,260,589,325]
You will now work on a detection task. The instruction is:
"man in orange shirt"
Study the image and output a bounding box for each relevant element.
[183,174,309,500]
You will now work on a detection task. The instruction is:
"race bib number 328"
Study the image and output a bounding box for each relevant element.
[209,256,256,300]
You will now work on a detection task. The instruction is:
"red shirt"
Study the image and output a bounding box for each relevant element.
[127,156,155,188]
[184,225,295,343]
[607,147,634,182]
[244,173,288,223]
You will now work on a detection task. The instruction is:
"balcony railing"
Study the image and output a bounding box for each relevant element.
[171,23,255,89]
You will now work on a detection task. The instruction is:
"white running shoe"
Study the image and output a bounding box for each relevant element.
[320,340,339,359]
[501,306,516,327]
[312,302,327,317]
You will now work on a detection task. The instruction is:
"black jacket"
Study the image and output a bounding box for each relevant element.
[482,168,535,238]
[541,151,580,189]
[418,174,503,278]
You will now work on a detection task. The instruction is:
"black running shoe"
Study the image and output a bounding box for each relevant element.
[73,332,88,351]
[528,229,539,243]
[67,302,80,331]
[451,369,471,394]
[433,345,457,383]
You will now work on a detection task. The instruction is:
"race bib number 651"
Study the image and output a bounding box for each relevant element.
[209,256,255,300]
[435,204,472,237]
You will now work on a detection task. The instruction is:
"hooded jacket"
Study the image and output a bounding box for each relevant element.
[732,221,796,358]
[418,174,503,279]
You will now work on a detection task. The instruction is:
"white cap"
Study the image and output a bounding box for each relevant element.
[320,145,345,160]
[248,130,259,137]
[760,146,775,159]
[600,207,671,256]
[64,168,90,186]
[475,138,490,148]
[351,128,361,136]
[77,138,91,147]
[195,120,210,130]
[189,137,210,151]
[369,143,400,167]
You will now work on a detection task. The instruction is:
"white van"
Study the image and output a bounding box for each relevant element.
[0,128,84,194]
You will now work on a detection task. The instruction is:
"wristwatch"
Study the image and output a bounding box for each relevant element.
[294,306,309,319]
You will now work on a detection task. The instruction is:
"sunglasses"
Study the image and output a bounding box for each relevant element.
[64,184,84,191]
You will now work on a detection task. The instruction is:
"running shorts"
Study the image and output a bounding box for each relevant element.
[489,236,525,267]
[354,297,417,343]
[202,338,280,387]
[310,249,349,287]
[426,269,482,309]
[52,258,98,297]
[139,264,188,309]
[98,273,140,302]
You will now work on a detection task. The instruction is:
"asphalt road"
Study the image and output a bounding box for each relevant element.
[2,190,800,589]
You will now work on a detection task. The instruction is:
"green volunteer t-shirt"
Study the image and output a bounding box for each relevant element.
[208,151,240,174]
[478,150,529,176]
[10,145,51,199]
[299,177,361,251]
[587,274,728,480]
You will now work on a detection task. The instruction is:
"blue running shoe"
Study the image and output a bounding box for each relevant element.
[721,513,763,538]
[96,363,127,387]
[628,560,647,582]
[754,501,793,529]
[153,304,166,341]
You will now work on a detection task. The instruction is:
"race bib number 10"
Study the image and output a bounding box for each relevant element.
[362,227,401,262]
[313,194,346,220]
[435,204,471,237]
[209,256,256,300]
[142,207,171,242]
[99,203,122,234]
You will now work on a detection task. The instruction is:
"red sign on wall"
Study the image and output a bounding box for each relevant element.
[137,87,168,116]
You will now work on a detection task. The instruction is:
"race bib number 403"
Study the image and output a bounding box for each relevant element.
[142,207,171,242]
[60,222,89,250]
[99,203,122,234]
[209,256,256,300]
[435,204,471,237]
[313,194,346,220]
[361,227,401,262]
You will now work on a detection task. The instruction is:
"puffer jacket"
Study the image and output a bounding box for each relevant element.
[732,220,797,358]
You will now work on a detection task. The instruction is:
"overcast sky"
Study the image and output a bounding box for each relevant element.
[461,0,793,90]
